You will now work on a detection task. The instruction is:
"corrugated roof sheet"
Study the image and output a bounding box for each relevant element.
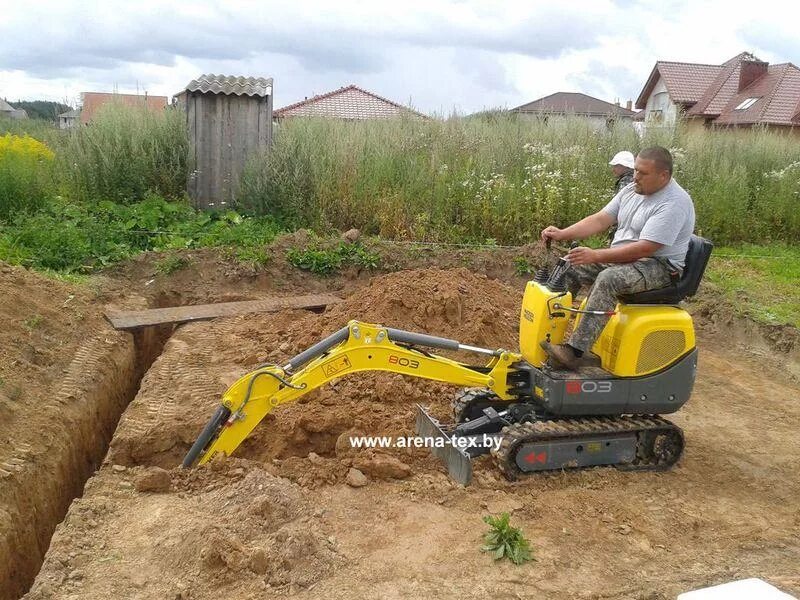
[58,109,81,118]
[511,92,636,117]
[274,85,427,120]
[184,74,273,97]
[0,99,15,112]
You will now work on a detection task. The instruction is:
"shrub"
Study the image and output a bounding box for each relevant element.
[0,133,55,219]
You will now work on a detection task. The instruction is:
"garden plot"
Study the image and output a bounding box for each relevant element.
[20,267,800,599]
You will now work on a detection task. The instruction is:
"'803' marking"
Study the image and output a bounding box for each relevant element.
[565,380,612,394]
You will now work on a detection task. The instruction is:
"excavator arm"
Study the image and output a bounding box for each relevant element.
[182,320,522,467]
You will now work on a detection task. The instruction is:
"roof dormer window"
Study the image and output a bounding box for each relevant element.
[735,97,759,110]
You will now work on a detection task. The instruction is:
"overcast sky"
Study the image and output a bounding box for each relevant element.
[1,0,799,115]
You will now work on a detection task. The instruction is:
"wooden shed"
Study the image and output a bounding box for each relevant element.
[175,74,273,209]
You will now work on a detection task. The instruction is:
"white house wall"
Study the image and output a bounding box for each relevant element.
[644,77,679,126]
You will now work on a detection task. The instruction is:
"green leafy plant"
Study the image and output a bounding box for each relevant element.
[286,247,342,275]
[513,257,535,276]
[232,246,270,268]
[0,195,282,273]
[336,242,380,270]
[286,242,380,275]
[481,513,533,565]
[155,255,189,275]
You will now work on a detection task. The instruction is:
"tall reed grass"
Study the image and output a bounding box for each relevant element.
[238,115,800,245]
[58,103,190,203]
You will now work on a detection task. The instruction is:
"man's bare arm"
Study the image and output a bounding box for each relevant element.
[541,211,615,243]
[568,239,663,265]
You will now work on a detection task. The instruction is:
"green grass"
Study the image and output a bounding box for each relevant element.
[58,103,190,203]
[237,115,800,246]
[23,314,44,330]
[155,255,190,275]
[2,104,189,205]
[286,241,380,275]
[704,244,800,326]
[0,194,283,273]
[481,513,533,565]
[227,245,271,268]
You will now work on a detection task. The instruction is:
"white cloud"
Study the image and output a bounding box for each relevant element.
[0,0,797,113]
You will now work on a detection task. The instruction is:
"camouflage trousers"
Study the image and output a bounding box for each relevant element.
[564,258,673,353]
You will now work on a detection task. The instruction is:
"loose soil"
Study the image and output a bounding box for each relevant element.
[4,235,800,599]
[0,265,140,599]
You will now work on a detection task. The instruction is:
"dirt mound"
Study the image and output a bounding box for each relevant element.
[315,266,521,347]
[106,268,522,483]
[26,460,342,599]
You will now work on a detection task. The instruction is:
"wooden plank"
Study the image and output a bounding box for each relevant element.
[105,294,342,331]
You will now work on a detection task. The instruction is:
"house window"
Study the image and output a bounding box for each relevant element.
[735,98,759,110]
[649,109,663,123]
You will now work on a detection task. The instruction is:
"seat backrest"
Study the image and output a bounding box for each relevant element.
[620,234,713,304]
[679,234,714,297]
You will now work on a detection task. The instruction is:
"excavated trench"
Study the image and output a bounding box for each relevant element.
[1,324,172,600]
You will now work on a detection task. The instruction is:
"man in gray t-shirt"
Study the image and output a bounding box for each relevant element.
[538,146,696,370]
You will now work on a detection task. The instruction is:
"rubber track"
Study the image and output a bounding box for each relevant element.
[451,387,505,422]
[492,415,685,480]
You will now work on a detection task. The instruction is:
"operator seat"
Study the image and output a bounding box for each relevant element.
[620,234,713,304]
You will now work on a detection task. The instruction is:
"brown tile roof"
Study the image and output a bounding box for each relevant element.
[80,92,168,124]
[714,63,800,126]
[686,53,756,116]
[638,52,800,127]
[274,85,428,120]
[635,61,724,109]
[511,92,636,117]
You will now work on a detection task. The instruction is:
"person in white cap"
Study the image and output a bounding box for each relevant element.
[609,150,635,193]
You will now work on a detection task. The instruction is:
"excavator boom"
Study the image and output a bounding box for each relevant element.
[182,320,522,467]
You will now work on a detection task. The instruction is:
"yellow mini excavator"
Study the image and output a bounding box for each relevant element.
[183,235,713,485]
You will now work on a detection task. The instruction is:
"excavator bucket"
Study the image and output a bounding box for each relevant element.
[415,404,474,486]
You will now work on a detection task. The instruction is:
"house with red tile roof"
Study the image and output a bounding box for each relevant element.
[274,85,427,120]
[79,92,168,124]
[635,52,800,132]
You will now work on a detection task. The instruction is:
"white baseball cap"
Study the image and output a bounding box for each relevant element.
[609,151,635,169]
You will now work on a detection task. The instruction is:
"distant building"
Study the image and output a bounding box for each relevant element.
[79,92,168,124]
[274,85,428,120]
[510,92,636,128]
[635,51,800,132]
[57,108,81,129]
[0,99,28,120]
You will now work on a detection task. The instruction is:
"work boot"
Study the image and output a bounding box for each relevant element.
[540,341,581,370]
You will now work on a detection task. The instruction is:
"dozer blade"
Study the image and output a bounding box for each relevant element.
[415,404,473,486]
